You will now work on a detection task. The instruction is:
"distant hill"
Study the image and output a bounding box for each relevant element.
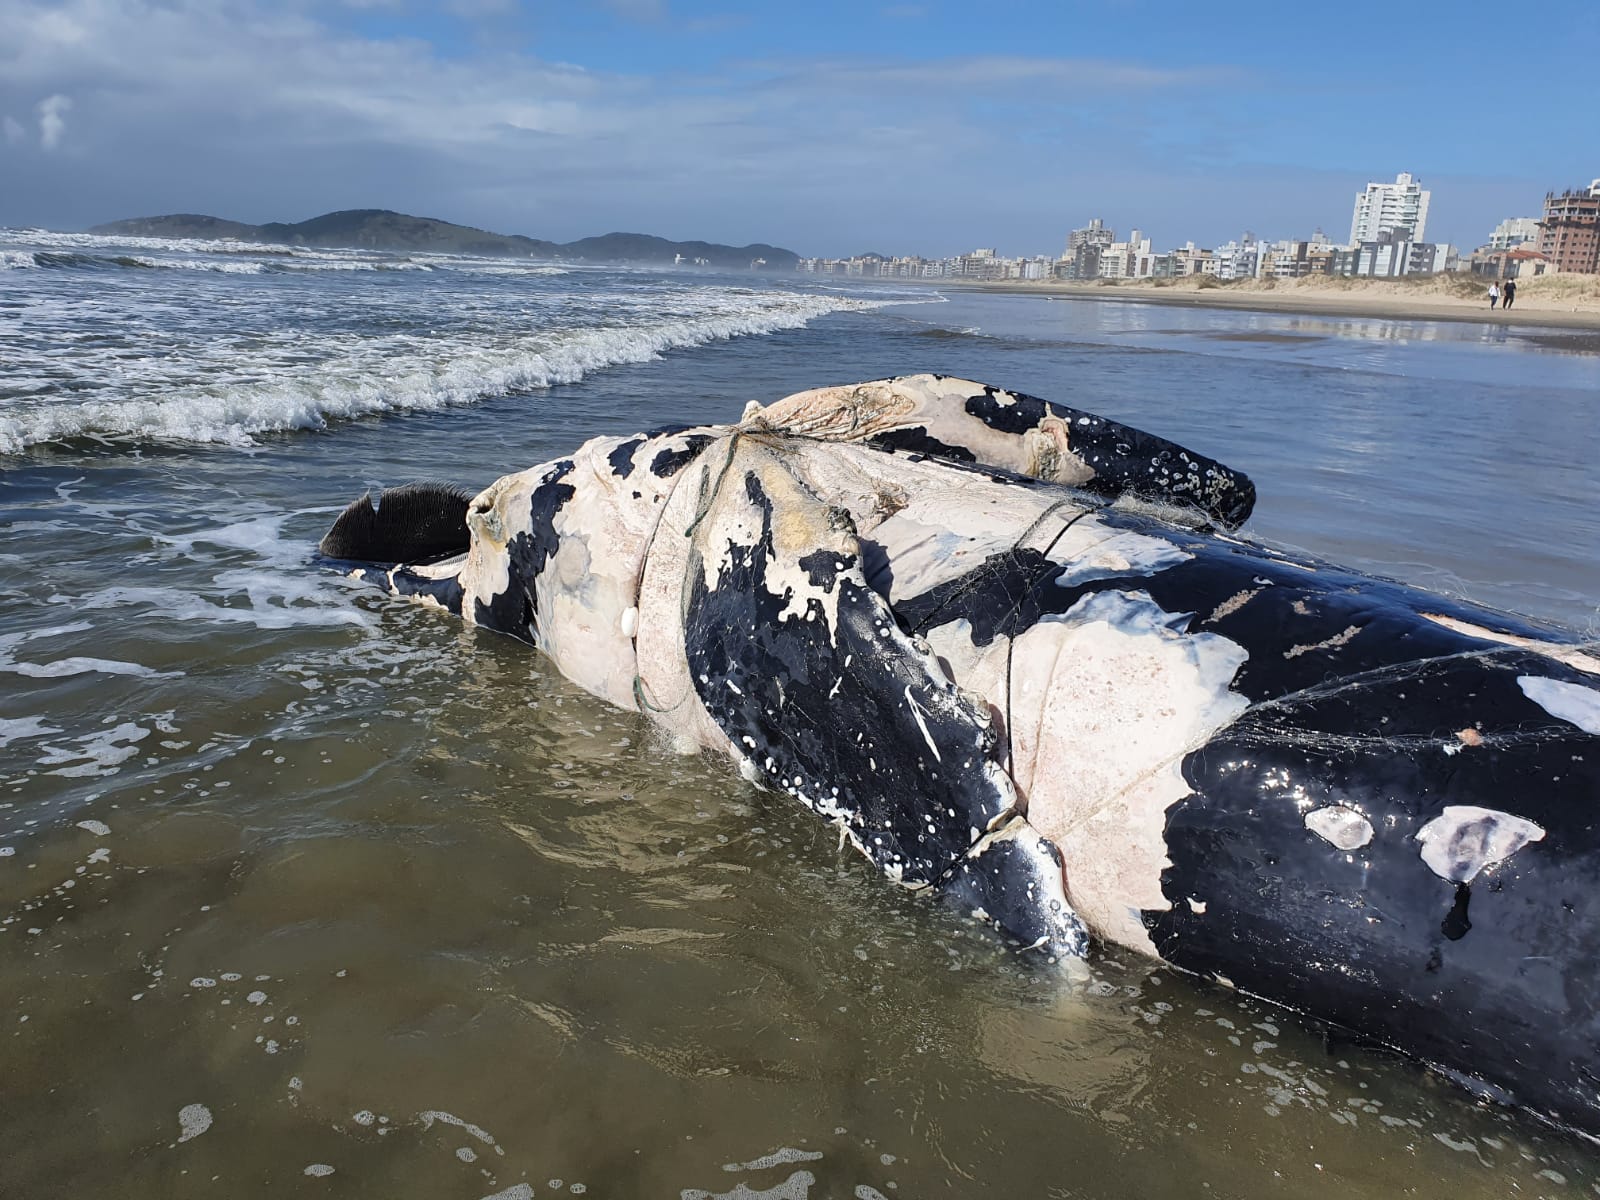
[88,209,797,270]
[558,232,796,271]
[256,210,557,257]
[92,209,556,258]
[96,213,262,241]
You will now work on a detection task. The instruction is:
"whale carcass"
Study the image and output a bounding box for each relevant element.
[319,374,1600,1133]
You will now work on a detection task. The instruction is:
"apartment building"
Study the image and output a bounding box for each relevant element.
[1536,182,1600,273]
[1488,217,1541,250]
[1330,231,1448,277]
[1350,172,1431,244]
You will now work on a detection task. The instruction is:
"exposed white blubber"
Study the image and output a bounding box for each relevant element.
[1518,675,1600,734]
[1416,806,1545,883]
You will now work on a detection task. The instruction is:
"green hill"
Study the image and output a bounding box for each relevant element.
[256,209,556,257]
[88,209,797,269]
[91,213,261,241]
[558,232,796,270]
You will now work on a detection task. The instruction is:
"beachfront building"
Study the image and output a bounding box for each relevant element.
[1169,242,1216,277]
[1058,218,1116,280]
[1537,182,1600,274]
[952,248,1002,280]
[950,249,1045,281]
[1488,217,1542,250]
[796,254,936,277]
[1211,236,1260,281]
[1260,231,1338,279]
[1349,172,1430,244]
[1472,247,1556,280]
[1329,231,1449,277]
[1066,219,1115,256]
[1097,233,1154,280]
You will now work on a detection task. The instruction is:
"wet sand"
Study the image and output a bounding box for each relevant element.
[6,271,1600,1198]
[914,278,1600,335]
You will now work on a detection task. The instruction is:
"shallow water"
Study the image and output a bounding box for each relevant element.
[3,236,1599,1198]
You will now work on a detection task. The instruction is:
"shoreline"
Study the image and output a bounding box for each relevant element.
[889,278,1600,336]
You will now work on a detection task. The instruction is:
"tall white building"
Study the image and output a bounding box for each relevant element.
[1349,172,1430,244]
[1097,234,1154,280]
[1488,217,1541,250]
[1212,235,1261,280]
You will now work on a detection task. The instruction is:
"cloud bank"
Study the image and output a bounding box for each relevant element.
[0,0,1582,253]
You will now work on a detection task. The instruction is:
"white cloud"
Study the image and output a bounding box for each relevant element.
[0,0,1374,251]
[37,92,70,149]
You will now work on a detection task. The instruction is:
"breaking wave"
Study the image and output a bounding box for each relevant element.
[0,293,904,452]
[0,229,573,277]
[0,248,566,276]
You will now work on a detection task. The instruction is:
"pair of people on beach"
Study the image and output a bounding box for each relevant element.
[1489,280,1517,311]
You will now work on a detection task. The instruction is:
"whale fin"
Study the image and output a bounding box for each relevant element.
[678,437,1087,955]
[753,374,1256,528]
[941,817,1089,958]
[318,481,472,564]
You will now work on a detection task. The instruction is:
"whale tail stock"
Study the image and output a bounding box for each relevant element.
[318,481,473,565]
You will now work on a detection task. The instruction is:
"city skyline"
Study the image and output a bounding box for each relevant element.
[805,169,1595,274]
[2,0,1597,254]
[803,173,1600,282]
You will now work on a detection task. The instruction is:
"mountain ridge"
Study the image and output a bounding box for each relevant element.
[88,209,799,270]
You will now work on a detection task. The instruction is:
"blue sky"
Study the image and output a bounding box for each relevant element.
[2,0,1595,255]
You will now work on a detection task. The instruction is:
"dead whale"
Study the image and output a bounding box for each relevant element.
[319,374,1600,1134]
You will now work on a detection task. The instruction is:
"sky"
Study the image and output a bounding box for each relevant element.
[2,0,1596,257]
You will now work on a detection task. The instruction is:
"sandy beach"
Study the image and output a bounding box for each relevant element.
[913,274,1600,340]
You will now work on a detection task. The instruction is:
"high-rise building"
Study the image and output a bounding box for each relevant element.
[1097,233,1153,280]
[1488,217,1541,250]
[1536,181,1600,274]
[1330,230,1449,278]
[1056,219,1116,280]
[1349,172,1430,245]
[1212,235,1259,280]
[1065,218,1115,255]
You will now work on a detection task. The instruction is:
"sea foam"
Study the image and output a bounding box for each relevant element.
[0,290,906,452]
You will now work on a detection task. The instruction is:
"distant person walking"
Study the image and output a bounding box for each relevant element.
[1503,279,1517,311]
[1489,282,1500,310]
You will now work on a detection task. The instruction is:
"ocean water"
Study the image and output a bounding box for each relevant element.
[2,228,1599,1199]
